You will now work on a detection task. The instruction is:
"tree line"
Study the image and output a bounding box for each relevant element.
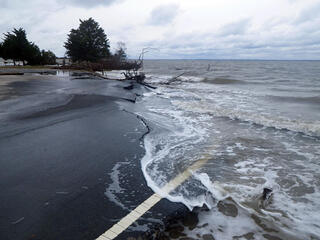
[0,28,56,66]
[0,18,133,69]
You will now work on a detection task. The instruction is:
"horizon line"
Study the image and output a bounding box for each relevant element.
[50,56,320,61]
[130,58,320,61]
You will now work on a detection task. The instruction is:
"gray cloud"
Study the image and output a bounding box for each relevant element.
[139,21,320,60]
[148,4,179,26]
[59,0,123,8]
[0,0,319,59]
[0,0,8,7]
[295,2,320,24]
[218,19,250,36]
[0,0,54,9]
[0,0,123,9]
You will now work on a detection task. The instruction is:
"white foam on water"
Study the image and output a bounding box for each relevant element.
[194,173,229,202]
[105,161,131,211]
[137,88,216,209]
[173,97,320,137]
[146,73,204,85]
[185,205,265,240]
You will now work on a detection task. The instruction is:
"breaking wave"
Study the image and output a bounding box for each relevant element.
[202,77,246,84]
[267,95,320,105]
[173,100,320,137]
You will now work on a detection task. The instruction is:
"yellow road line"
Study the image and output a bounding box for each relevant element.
[96,153,211,240]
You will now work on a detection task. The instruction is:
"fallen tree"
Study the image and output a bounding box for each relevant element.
[121,48,157,88]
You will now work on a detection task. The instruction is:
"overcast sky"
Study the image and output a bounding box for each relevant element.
[0,0,320,59]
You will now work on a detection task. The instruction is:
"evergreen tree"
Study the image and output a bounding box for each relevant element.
[2,28,30,65]
[0,42,3,58]
[41,50,56,65]
[25,43,42,65]
[0,28,57,66]
[64,18,110,62]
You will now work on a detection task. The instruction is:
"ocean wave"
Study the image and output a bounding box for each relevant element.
[139,95,320,239]
[267,95,320,105]
[137,83,320,239]
[201,77,246,84]
[269,87,320,94]
[173,100,320,137]
[146,74,203,85]
[140,60,320,239]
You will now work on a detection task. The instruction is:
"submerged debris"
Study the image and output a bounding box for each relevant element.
[261,188,273,207]
[262,188,273,201]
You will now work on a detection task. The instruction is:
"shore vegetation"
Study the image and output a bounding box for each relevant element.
[0,18,146,84]
[62,18,145,83]
[0,28,57,66]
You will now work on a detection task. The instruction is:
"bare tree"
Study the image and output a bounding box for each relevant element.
[114,41,127,63]
[122,47,158,84]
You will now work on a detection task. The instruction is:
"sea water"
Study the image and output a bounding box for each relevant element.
[137,60,320,239]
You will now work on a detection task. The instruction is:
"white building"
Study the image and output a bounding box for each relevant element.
[0,58,22,66]
[56,57,71,66]
[0,57,5,66]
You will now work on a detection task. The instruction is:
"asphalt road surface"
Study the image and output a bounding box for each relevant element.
[0,70,185,240]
